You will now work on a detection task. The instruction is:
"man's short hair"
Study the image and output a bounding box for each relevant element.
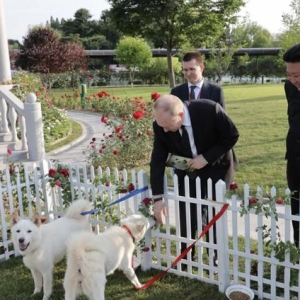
[182,51,203,64]
[283,44,300,62]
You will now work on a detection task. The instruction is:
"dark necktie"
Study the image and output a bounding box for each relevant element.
[181,125,193,158]
[190,85,197,100]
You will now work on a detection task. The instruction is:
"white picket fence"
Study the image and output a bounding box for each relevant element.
[1,160,300,299]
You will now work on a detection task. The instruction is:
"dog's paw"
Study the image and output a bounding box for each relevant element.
[133,283,143,290]
[32,289,41,296]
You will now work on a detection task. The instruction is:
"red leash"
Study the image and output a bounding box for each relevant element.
[138,202,229,290]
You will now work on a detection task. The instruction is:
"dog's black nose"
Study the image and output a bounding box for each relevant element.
[19,238,24,243]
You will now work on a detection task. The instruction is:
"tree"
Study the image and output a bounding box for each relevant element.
[108,0,245,87]
[231,20,275,48]
[115,36,152,86]
[51,9,121,50]
[279,0,300,51]
[16,27,87,87]
[139,57,181,84]
[62,8,96,38]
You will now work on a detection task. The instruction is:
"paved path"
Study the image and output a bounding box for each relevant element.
[46,110,110,164]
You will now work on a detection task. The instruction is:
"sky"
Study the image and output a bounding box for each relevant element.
[2,0,293,43]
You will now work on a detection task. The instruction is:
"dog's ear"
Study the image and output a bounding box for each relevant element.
[136,221,146,233]
[10,210,20,226]
[31,213,41,227]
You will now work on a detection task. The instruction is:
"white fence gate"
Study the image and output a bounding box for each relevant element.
[1,160,300,299]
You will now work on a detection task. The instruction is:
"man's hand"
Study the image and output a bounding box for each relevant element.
[153,200,167,224]
[188,154,208,170]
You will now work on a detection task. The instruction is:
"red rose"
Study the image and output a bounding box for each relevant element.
[99,149,103,154]
[113,150,118,155]
[128,183,135,192]
[143,247,150,252]
[7,149,12,155]
[49,168,57,177]
[59,168,69,178]
[151,92,161,101]
[133,110,144,120]
[105,182,111,187]
[276,198,284,204]
[229,182,238,190]
[54,180,62,187]
[249,197,258,204]
[142,198,152,206]
[115,125,123,133]
[101,116,107,123]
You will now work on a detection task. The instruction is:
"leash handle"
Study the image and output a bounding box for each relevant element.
[80,186,148,215]
[138,202,229,290]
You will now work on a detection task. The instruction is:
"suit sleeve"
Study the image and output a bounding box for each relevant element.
[202,104,239,164]
[150,122,169,195]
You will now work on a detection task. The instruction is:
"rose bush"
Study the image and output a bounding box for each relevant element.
[84,92,160,169]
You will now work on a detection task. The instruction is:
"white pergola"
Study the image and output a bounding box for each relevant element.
[0,0,12,82]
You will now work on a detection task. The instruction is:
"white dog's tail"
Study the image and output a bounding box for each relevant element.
[65,199,92,220]
[66,231,106,294]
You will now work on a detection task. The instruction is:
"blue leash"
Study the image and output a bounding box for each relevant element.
[81,186,149,215]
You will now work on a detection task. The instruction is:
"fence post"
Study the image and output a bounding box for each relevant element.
[24,93,45,161]
[138,170,152,271]
[215,179,230,293]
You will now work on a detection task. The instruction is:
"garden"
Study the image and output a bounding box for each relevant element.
[0,72,292,299]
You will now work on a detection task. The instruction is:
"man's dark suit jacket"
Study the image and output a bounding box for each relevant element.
[285,80,300,159]
[285,80,300,190]
[171,81,225,108]
[150,99,239,195]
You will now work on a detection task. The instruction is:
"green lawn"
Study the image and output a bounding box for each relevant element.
[0,257,225,300]
[54,83,288,192]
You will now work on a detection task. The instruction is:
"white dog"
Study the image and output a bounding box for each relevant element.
[11,199,92,300]
[63,214,154,300]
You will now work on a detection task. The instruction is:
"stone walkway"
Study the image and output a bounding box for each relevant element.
[46,110,110,164]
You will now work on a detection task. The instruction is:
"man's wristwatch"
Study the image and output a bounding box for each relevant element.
[153,196,163,203]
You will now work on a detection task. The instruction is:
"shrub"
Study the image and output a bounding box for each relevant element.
[84,91,161,169]
[10,72,72,147]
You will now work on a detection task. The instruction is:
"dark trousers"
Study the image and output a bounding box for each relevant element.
[287,158,300,247]
[177,173,217,260]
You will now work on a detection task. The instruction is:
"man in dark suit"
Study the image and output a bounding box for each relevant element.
[283,44,300,247]
[171,51,238,185]
[171,51,225,108]
[150,94,239,266]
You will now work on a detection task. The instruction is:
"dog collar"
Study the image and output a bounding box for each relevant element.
[122,225,135,243]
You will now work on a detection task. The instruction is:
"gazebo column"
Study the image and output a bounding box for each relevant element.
[0,0,12,82]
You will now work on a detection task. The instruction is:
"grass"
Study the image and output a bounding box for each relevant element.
[52,83,288,190]
[0,257,225,300]
[45,120,83,153]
